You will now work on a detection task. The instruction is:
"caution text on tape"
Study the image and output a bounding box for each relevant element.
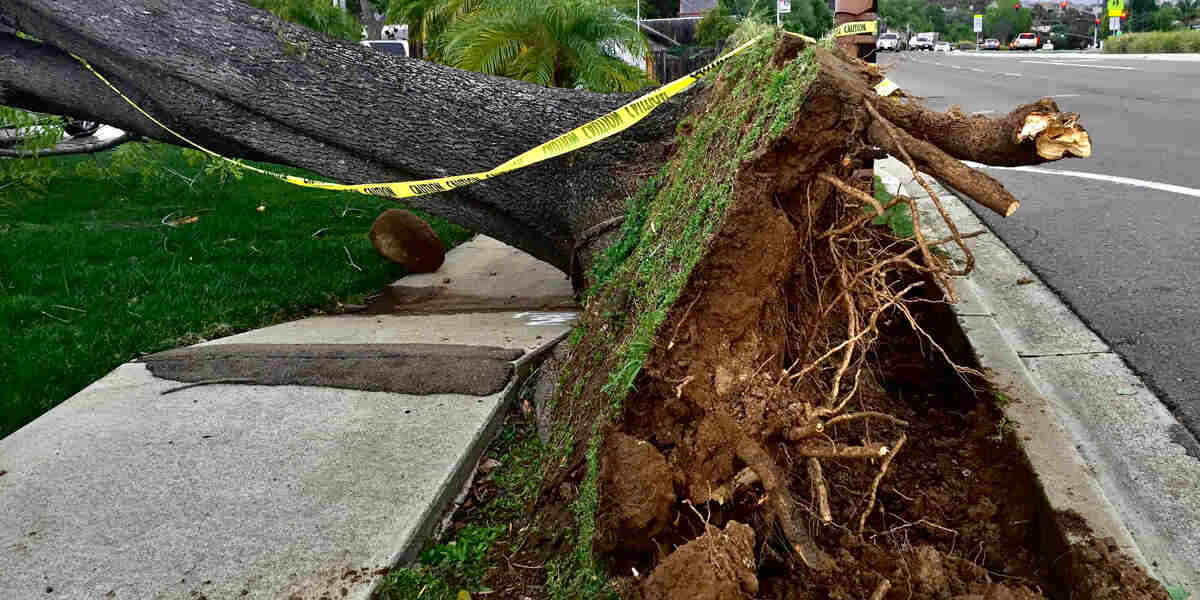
[832,20,878,37]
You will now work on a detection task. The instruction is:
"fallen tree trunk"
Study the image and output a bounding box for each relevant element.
[1,0,1087,285]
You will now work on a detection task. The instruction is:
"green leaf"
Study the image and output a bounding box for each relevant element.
[1167,586,1191,600]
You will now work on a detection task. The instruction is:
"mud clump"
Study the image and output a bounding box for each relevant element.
[637,521,757,600]
[913,545,951,599]
[1065,537,1170,600]
[596,432,676,552]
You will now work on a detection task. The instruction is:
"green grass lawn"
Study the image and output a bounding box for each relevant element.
[0,142,471,438]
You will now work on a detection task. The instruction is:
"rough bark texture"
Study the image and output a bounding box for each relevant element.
[1,0,693,277]
[1,0,1087,286]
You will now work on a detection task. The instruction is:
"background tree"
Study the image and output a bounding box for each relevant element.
[1151,4,1180,29]
[696,4,740,45]
[1129,0,1157,31]
[924,2,947,33]
[244,0,364,40]
[1176,0,1198,26]
[947,22,972,41]
[984,1,1032,43]
[440,0,653,91]
[783,0,835,38]
[880,0,935,34]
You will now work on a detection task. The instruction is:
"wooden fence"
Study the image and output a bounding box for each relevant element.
[649,44,723,83]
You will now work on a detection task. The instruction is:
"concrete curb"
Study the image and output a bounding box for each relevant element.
[876,157,1200,594]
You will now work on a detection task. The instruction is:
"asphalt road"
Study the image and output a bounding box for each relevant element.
[879,50,1200,439]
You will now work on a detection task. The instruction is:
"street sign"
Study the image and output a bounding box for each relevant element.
[1107,0,1124,18]
[778,0,791,14]
[1110,15,1122,31]
[974,14,983,32]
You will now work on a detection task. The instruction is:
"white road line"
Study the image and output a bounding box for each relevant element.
[1020,60,1136,70]
[951,65,962,69]
[970,68,985,72]
[1049,94,1081,98]
[1003,72,1022,76]
[964,162,1200,199]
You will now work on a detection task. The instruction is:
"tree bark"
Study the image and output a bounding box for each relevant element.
[1,0,690,278]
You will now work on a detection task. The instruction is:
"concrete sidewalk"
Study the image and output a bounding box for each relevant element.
[0,236,577,600]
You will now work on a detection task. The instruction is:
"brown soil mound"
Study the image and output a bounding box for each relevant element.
[637,521,759,600]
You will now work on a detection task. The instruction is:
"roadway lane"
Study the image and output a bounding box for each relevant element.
[880,51,1200,439]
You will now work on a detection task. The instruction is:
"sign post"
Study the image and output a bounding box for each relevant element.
[1107,0,1124,34]
[973,14,983,50]
[777,0,791,28]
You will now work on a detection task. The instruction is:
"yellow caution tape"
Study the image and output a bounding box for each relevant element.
[832,20,878,37]
[73,34,764,200]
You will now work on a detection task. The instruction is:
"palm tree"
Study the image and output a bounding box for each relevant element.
[386,0,485,59]
[440,0,654,92]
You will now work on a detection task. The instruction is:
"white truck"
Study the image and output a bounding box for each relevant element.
[1011,32,1041,50]
[876,32,905,51]
[911,32,938,51]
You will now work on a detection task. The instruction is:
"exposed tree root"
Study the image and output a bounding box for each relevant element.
[551,31,1098,600]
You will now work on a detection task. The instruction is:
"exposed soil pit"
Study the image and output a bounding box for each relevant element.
[387,31,1165,600]
[428,293,1165,600]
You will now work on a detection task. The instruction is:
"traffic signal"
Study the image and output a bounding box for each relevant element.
[1014,2,1020,9]
[1095,17,1100,24]
[1059,1,1067,8]
[1122,10,1128,18]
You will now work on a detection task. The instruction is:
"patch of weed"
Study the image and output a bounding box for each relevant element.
[868,174,914,239]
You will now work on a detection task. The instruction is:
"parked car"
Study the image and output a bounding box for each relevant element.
[1012,32,1040,51]
[982,38,1001,50]
[1041,41,1054,50]
[359,39,409,57]
[934,40,952,53]
[911,32,937,51]
[876,32,905,52]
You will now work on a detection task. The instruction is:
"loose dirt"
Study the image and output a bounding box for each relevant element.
[409,33,1165,600]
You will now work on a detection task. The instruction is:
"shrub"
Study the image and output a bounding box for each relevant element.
[1105,30,1200,53]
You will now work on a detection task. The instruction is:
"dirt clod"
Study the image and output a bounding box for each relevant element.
[638,521,757,600]
[1064,537,1171,600]
[597,432,676,552]
[913,545,951,599]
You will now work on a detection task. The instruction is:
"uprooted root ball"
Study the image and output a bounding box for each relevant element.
[533,29,1157,600]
